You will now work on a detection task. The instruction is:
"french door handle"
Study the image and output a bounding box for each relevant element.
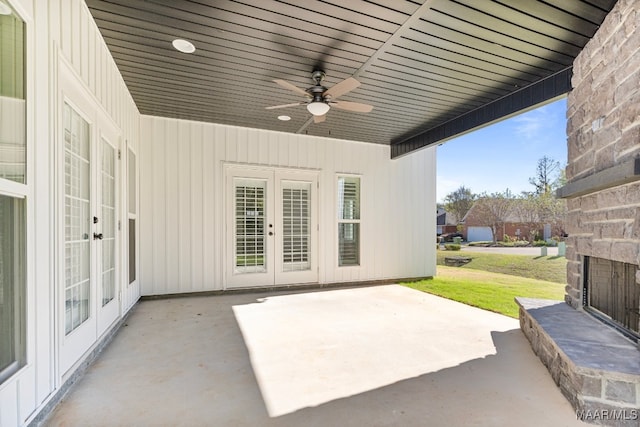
[93,232,104,240]
[269,231,274,236]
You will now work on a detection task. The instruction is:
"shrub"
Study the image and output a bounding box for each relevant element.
[533,240,558,247]
[468,241,492,247]
[503,235,530,246]
[444,243,461,251]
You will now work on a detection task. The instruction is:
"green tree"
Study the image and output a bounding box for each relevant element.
[443,185,476,224]
[528,156,562,195]
[472,190,516,243]
[536,191,567,239]
[513,193,542,242]
[515,190,567,242]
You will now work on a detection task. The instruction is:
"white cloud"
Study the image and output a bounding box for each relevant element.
[513,104,558,140]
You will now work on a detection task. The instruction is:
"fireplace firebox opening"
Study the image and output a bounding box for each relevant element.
[583,256,640,342]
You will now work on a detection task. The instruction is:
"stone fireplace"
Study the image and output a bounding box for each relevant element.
[518,0,640,424]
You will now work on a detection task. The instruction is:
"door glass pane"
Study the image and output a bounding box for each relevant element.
[0,195,25,384]
[282,181,311,272]
[101,140,115,306]
[234,178,266,273]
[0,9,26,183]
[64,103,91,335]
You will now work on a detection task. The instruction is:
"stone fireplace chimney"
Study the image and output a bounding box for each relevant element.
[518,1,640,424]
[557,0,640,333]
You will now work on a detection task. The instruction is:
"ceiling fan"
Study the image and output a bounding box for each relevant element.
[266,70,373,123]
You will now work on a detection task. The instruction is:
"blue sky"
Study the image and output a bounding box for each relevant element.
[437,97,568,202]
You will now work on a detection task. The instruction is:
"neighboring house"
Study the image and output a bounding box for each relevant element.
[462,200,552,243]
[436,208,458,235]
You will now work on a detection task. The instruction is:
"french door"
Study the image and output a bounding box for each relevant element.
[226,166,318,288]
[60,102,120,374]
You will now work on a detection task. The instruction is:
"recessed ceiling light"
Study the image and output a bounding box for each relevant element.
[0,2,12,15]
[172,39,195,54]
[278,115,291,121]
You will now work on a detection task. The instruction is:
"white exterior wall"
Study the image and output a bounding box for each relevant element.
[1,0,435,424]
[139,116,436,295]
[0,1,140,425]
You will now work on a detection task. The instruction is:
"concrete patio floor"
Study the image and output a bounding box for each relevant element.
[44,285,586,427]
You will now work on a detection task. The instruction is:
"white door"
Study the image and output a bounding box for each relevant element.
[226,166,318,288]
[96,135,120,335]
[60,103,120,374]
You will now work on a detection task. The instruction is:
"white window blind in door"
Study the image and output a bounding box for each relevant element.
[282,181,311,272]
[234,178,267,273]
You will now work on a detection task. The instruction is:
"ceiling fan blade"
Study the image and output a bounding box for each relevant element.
[323,77,360,99]
[273,79,309,97]
[265,102,304,110]
[331,100,373,113]
[314,114,326,124]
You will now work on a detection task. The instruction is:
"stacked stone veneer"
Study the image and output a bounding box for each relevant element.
[518,298,640,426]
[564,0,640,309]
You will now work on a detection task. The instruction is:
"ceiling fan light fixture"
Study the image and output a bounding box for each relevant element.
[172,38,195,54]
[307,101,330,116]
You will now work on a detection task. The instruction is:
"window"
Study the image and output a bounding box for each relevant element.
[0,4,26,385]
[337,176,360,266]
[0,195,25,384]
[0,5,25,183]
[128,149,136,284]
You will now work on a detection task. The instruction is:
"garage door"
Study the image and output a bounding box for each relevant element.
[467,226,493,242]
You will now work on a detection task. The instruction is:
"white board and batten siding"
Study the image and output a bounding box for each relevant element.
[140,116,437,295]
[1,1,140,426]
[2,0,435,424]
[49,0,141,313]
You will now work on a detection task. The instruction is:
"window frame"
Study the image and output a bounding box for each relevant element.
[0,192,26,385]
[127,147,137,285]
[336,174,361,268]
[0,0,30,387]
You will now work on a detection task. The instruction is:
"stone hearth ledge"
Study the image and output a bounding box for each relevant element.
[516,297,640,426]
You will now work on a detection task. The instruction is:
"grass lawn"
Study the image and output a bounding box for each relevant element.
[405,251,568,318]
[436,250,567,283]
